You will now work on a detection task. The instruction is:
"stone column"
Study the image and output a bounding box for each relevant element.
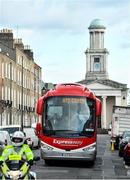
[115,96,121,106]
[101,96,107,129]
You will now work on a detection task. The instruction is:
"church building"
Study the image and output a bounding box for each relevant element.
[78,19,128,130]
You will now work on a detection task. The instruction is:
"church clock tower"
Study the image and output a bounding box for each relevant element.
[85,19,109,80]
[78,19,128,130]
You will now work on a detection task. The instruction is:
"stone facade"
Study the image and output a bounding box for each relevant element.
[0,29,42,127]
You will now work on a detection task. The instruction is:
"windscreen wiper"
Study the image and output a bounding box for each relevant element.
[79,130,94,137]
[44,129,56,136]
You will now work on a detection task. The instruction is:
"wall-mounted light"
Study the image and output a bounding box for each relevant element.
[123,96,126,100]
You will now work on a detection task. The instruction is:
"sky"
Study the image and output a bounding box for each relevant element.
[0,0,130,88]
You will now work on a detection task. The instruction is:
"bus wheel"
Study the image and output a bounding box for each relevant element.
[89,160,95,166]
[44,160,52,166]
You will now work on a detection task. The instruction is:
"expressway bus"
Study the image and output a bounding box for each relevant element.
[36,83,101,165]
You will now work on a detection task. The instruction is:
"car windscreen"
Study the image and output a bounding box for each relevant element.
[24,129,35,136]
[0,127,20,135]
[123,132,130,138]
[0,132,4,139]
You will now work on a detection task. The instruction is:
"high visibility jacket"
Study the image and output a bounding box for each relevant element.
[0,144,34,162]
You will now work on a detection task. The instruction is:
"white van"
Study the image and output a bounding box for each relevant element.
[23,128,40,148]
[0,125,21,137]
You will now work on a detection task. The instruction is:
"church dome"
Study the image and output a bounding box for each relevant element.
[88,19,105,29]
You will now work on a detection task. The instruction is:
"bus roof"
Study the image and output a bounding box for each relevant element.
[45,83,95,99]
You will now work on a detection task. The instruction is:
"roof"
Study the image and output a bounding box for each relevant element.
[77,79,127,90]
[88,19,105,29]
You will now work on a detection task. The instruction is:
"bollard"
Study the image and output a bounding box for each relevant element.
[111,141,115,151]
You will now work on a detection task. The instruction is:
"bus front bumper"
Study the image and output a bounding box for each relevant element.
[40,144,96,161]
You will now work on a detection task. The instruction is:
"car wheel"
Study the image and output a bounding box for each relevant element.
[38,140,41,149]
[119,150,123,157]
[125,160,129,165]
[44,160,53,166]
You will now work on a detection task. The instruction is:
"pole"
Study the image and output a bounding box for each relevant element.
[9,62,12,124]
[21,56,23,130]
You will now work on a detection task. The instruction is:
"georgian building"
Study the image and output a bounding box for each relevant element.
[78,19,128,129]
[0,29,42,126]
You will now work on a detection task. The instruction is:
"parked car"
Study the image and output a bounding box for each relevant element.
[23,128,40,149]
[0,131,12,145]
[0,141,5,155]
[123,140,130,165]
[0,125,21,137]
[119,131,130,157]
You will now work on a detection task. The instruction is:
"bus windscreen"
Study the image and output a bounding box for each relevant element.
[43,96,96,137]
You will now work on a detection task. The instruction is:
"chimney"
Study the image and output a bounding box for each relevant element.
[0,29,13,48]
[14,38,24,50]
[24,45,34,60]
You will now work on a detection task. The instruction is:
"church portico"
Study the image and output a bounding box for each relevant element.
[84,81,126,129]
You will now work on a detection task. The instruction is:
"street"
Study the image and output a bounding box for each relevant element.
[32,134,130,179]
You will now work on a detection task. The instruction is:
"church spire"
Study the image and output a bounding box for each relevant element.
[85,19,109,80]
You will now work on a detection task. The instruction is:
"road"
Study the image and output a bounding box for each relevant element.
[32,134,130,179]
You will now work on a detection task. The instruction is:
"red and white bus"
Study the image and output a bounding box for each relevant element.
[36,83,101,164]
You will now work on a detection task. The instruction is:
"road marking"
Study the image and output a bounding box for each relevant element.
[125,165,129,169]
[34,169,69,173]
[127,170,130,176]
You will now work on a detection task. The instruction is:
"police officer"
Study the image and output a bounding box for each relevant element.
[0,131,34,166]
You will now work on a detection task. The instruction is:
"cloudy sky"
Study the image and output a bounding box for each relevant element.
[0,0,130,87]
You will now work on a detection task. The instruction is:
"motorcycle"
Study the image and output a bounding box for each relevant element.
[0,154,40,180]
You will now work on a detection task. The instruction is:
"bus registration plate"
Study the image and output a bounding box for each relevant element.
[62,153,72,157]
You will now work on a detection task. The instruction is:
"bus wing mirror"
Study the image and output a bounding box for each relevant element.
[36,123,42,136]
[96,98,102,116]
[36,97,44,115]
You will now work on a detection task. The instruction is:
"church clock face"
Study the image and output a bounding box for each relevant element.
[94,62,100,71]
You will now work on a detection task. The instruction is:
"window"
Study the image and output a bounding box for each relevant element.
[12,65,14,81]
[94,57,100,71]
[2,86,4,100]
[94,58,100,63]
[8,86,10,100]
[5,63,8,78]
[2,62,4,77]
[5,86,7,100]
[17,91,19,105]
[8,63,10,79]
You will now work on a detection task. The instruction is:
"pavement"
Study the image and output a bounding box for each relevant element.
[96,134,129,179]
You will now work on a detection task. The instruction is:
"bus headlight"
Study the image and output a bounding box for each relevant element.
[41,142,53,151]
[83,145,96,152]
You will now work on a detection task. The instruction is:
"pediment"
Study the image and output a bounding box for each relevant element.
[83,82,118,90]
